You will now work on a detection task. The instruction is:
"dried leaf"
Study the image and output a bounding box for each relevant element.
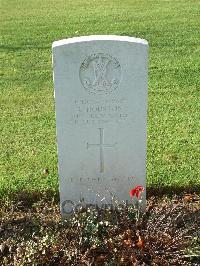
[96,254,106,262]
[183,194,193,202]
[124,239,132,247]
[42,168,49,175]
[136,235,144,249]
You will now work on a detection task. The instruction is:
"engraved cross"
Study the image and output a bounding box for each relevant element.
[87,128,117,173]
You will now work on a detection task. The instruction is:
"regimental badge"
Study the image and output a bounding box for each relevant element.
[79,53,121,95]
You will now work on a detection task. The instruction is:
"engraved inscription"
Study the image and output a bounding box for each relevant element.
[69,176,135,183]
[80,177,100,182]
[66,98,129,125]
[80,53,121,95]
[87,128,117,173]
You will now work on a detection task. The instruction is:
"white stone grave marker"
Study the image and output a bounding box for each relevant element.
[52,35,148,216]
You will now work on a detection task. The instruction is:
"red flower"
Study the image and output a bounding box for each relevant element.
[130,185,145,199]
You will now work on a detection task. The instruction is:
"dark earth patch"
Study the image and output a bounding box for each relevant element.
[0,193,199,265]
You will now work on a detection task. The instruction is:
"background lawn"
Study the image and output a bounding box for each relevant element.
[0,0,199,199]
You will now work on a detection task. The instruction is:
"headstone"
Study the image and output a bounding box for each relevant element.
[52,35,148,216]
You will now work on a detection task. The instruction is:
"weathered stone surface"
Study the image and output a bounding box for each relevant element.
[52,35,148,216]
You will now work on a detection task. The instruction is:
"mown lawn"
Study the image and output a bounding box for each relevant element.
[0,0,199,199]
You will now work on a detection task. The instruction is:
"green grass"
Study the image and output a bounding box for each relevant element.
[0,0,199,199]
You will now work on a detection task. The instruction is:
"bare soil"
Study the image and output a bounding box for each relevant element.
[0,193,199,265]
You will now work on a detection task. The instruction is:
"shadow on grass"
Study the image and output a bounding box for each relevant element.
[0,44,50,52]
[147,184,200,198]
[0,185,199,208]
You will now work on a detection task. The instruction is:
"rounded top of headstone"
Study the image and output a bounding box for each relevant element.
[52,35,148,48]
